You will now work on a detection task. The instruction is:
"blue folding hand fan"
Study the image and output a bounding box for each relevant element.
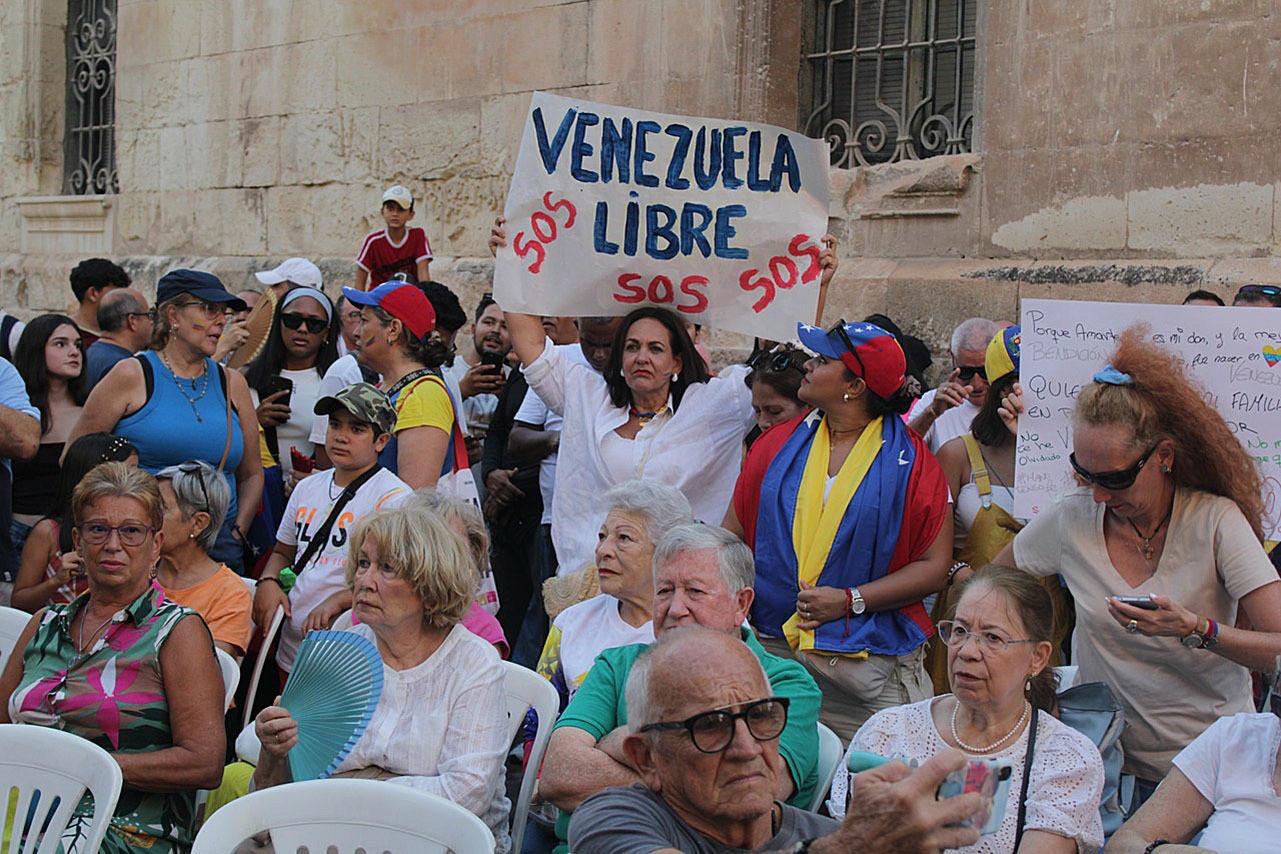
[279,629,384,781]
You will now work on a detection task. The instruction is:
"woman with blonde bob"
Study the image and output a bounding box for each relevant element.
[252,502,513,851]
[996,326,1281,806]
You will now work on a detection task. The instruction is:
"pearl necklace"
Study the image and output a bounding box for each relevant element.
[950,700,1030,753]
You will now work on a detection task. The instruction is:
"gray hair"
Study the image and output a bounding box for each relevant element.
[602,480,694,546]
[652,524,755,592]
[97,289,146,334]
[155,461,229,552]
[950,317,1000,358]
[405,489,489,573]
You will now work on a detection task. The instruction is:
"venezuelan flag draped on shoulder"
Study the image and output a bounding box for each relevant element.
[733,322,950,658]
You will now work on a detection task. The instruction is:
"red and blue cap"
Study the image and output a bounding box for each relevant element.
[341,282,436,341]
[797,320,907,399]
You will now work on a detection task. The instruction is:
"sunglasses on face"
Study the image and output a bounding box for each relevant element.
[957,365,988,382]
[640,697,789,754]
[281,313,329,335]
[830,320,866,378]
[1069,443,1159,491]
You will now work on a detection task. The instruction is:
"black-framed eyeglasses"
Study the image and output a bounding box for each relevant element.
[1068,443,1159,491]
[957,365,988,382]
[280,313,329,335]
[937,620,1037,654]
[127,310,156,321]
[747,347,805,376]
[830,320,866,378]
[176,461,212,514]
[639,697,789,754]
[78,522,156,547]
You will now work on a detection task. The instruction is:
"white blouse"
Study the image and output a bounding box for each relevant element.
[337,623,513,853]
[828,698,1104,853]
[523,340,754,575]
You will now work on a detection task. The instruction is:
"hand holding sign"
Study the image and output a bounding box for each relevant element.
[494,92,832,340]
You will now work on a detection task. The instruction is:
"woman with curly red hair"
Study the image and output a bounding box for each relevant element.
[995,325,1281,809]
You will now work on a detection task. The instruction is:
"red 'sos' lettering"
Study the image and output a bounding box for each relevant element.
[678,275,709,314]
[770,256,799,291]
[615,273,646,304]
[530,211,557,244]
[513,231,546,274]
[739,268,775,313]
[543,192,577,228]
[789,234,823,284]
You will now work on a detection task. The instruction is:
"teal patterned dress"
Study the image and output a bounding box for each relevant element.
[7,583,200,853]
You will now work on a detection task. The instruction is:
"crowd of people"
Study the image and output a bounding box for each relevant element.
[0,185,1280,854]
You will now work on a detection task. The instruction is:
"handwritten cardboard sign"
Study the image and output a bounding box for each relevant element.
[1016,298,1281,540]
[493,91,832,340]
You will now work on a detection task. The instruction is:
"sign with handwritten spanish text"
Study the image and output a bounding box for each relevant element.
[1016,298,1281,540]
[493,91,832,341]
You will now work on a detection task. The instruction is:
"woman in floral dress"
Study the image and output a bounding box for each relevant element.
[1,462,224,853]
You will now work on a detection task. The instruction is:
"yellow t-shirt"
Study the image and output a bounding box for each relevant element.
[394,376,454,434]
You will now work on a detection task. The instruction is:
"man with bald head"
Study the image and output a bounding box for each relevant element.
[570,627,986,853]
[908,317,1001,453]
[538,525,822,849]
[85,287,152,390]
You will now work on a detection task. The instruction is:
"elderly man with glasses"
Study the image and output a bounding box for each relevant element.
[569,626,986,853]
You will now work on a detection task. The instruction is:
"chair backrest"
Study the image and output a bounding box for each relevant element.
[501,661,560,854]
[214,648,240,712]
[0,724,124,854]
[242,604,285,731]
[0,606,30,671]
[190,778,494,853]
[808,722,845,812]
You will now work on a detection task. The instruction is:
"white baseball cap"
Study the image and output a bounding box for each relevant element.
[255,258,323,288]
[381,185,414,210]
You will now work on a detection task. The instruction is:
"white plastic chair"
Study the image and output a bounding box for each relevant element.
[242,604,285,731]
[214,648,240,712]
[501,661,560,853]
[0,605,30,671]
[190,778,495,853]
[0,723,124,854]
[808,722,845,812]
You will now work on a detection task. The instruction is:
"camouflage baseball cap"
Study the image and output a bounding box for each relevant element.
[313,382,396,435]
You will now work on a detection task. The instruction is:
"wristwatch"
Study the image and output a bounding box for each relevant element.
[1181,617,1219,649]
[847,587,866,616]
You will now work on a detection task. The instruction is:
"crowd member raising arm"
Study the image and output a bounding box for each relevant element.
[994,326,1281,806]
[490,216,838,575]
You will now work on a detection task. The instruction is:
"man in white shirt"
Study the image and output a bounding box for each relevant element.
[908,317,1000,453]
[445,295,511,442]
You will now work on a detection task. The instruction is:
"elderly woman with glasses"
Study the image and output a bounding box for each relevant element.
[66,269,263,574]
[829,566,1105,854]
[726,320,951,742]
[155,460,253,659]
[994,327,1281,808]
[1,462,225,854]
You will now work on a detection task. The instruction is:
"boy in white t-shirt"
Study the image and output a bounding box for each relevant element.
[252,382,410,672]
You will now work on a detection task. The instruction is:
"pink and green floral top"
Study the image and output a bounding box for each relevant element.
[7,583,199,854]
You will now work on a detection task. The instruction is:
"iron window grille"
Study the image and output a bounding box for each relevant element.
[64,0,118,195]
[803,0,977,167]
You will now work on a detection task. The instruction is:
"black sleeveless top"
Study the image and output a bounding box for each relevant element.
[11,442,63,516]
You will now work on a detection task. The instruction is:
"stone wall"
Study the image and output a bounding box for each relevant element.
[0,0,1278,370]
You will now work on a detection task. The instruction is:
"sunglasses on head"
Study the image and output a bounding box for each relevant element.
[281,313,329,335]
[958,365,987,382]
[747,346,805,375]
[176,461,213,513]
[1069,443,1159,491]
[830,319,866,377]
[1237,284,1280,298]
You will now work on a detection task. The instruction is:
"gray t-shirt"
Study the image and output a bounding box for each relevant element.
[569,784,837,853]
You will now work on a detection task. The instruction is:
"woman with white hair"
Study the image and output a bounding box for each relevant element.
[537,480,693,707]
[155,459,252,658]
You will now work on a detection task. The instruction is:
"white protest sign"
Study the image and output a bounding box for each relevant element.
[1016,298,1281,540]
[494,91,831,341]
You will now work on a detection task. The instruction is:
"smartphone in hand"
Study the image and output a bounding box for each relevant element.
[1115,595,1160,610]
[265,375,294,408]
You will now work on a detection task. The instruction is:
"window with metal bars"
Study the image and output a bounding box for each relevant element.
[803,0,977,167]
[64,0,118,194]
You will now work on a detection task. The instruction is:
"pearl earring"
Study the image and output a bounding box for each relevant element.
[672,372,679,382]
[842,392,851,402]
[189,532,196,540]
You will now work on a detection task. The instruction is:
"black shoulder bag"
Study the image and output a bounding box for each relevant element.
[289,465,382,579]
[1012,706,1039,850]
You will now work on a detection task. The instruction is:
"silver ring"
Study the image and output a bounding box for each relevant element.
[1125,620,1139,634]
